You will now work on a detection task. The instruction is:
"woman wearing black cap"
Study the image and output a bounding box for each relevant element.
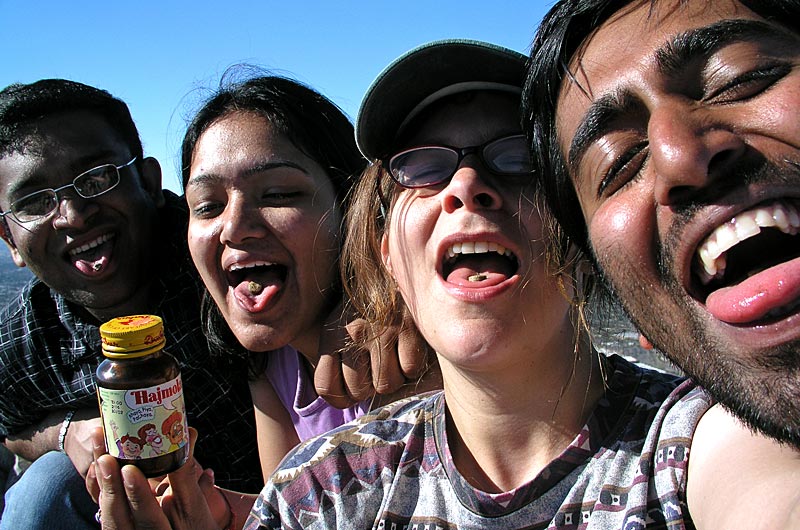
[242,40,710,529]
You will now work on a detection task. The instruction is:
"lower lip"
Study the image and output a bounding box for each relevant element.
[440,274,519,301]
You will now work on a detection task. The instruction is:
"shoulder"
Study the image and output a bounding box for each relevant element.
[273,392,438,481]
[688,405,800,529]
[256,393,440,526]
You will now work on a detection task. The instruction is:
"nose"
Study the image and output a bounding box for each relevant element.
[51,192,99,229]
[219,196,268,245]
[440,157,503,214]
[649,103,746,206]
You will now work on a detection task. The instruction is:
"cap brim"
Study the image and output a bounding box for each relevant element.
[356,39,527,161]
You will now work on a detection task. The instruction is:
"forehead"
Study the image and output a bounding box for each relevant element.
[399,91,521,149]
[0,110,130,200]
[556,0,764,144]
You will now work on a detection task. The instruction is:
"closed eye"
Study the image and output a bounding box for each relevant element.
[705,63,791,104]
[598,142,648,198]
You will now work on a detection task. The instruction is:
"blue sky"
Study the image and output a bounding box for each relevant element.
[1,0,549,193]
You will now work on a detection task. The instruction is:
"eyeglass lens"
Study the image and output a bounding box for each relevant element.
[389,135,532,188]
[11,164,121,221]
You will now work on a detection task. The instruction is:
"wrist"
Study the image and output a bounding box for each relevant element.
[57,410,75,453]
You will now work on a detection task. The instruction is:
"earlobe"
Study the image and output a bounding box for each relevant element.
[140,157,165,207]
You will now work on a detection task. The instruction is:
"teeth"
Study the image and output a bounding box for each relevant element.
[228,261,275,272]
[446,241,513,260]
[696,201,800,284]
[69,234,112,256]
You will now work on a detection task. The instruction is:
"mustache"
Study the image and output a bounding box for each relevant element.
[656,155,800,279]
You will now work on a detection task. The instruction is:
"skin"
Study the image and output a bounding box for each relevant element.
[0,110,164,473]
[0,110,164,321]
[556,0,800,446]
[381,91,604,491]
[185,111,341,358]
[86,110,353,529]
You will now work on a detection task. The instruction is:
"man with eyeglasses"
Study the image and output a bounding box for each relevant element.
[0,79,261,529]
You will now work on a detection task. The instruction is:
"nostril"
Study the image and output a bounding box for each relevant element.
[708,147,740,177]
[475,193,494,208]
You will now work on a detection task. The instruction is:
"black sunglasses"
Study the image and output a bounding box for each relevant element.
[385,134,533,189]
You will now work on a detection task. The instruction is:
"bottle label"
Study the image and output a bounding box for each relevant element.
[97,375,189,461]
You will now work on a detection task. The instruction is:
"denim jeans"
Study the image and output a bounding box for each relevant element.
[1,451,98,529]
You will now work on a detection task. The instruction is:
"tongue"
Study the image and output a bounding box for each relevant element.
[446,255,513,287]
[71,241,113,276]
[232,269,284,312]
[705,256,800,323]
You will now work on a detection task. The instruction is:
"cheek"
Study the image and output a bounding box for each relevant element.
[589,193,654,272]
[187,221,223,286]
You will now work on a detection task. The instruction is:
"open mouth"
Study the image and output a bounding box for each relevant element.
[227,261,287,312]
[442,241,519,287]
[692,200,800,322]
[68,233,115,275]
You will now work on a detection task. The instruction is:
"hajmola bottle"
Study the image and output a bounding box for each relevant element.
[96,315,189,477]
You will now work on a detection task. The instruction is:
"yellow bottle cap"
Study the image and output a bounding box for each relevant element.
[99,315,166,358]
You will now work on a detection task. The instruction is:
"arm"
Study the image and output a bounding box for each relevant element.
[688,404,800,529]
[249,375,301,480]
[5,407,100,476]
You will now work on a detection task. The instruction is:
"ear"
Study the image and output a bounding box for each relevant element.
[638,334,654,350]
[0,219,26,268]
[380,231,393,277]
[139,156,165,208]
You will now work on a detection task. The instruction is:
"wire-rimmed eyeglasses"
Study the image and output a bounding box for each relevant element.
[0,156,137,225]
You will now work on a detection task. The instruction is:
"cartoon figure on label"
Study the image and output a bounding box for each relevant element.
[162,410,186,452]
[107,419,126,456]
[120,435,145,459]
[138,423,167,456]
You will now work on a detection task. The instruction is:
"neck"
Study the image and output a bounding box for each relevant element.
[440,336,604,493]
[78,282,155,325]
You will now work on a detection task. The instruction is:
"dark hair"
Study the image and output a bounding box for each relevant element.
[0,78,143,160]
[181,70,366,363]
[181,71,362,202]
[523,0,800,257]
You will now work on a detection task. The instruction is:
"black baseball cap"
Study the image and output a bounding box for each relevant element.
[356,39,527,160]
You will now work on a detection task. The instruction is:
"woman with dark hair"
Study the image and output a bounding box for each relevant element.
[87,72,375,528]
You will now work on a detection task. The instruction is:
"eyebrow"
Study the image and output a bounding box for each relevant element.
[186,160,309,189]
[567,18,790,170]
[6,150,129,199]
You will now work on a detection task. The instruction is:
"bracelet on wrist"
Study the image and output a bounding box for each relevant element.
[57,410,75,452]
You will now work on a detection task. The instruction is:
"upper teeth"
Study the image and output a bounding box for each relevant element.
[228,261,275,272]
[696,201,800,284]
[446,241,513,259]
[69,234,112,256]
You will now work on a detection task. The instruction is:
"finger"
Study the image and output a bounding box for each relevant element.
[86,461,100,504]
[91,426,108,461]
[119,465,172,529]
[159,429,205,504]
[96,455,133,530]
[342,319,381,400]
[314,350,354,409]
[396,310,429,379]
[316,302,358,408]
[367,330,405,396]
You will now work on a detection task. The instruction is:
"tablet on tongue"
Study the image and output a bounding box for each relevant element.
[705,257,800,323]
[233,269,284,312]
[72,244,112,276]
[446,254,513,287]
